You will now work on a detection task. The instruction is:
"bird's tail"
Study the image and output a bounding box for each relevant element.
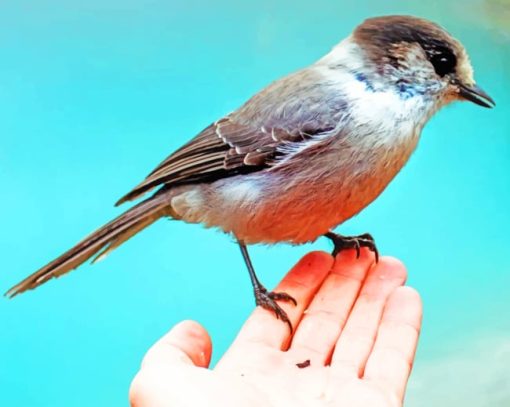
[5,195,171,298]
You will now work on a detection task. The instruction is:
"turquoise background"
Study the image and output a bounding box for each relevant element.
[0,1,508,406]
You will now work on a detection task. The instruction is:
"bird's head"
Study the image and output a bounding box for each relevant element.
[330,15,495,109]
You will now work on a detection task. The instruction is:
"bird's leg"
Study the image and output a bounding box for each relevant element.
[324,231,379,262]
[238,241,297,331]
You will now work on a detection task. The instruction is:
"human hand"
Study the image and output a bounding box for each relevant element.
[129,249,422,407]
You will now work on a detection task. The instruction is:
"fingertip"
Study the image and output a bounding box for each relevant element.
[390,286,421,303]
[334,248,358,262]
[331,247,375,281]
[298,251,334,270]
[174,319,210,340]
[373,256,408,283]
[385,286,423,327]
[174,320,213,367]
[143,320,212,369]
[171,320,212,368]
[378,256,405,267]
[281,251,334,289]
[334,247,376,264]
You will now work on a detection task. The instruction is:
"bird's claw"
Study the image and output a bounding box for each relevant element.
[327,232,379,262]
[254,286,296,332]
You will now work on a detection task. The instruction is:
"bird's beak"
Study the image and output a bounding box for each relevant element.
[457,82,495,108]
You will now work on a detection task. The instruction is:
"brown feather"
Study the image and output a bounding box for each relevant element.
[114,114,337,207]
[114,117,310,206]
[5,196,170,298]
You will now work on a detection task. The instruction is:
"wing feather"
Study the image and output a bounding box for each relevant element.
[115,116,336,206]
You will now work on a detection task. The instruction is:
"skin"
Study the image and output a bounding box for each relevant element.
[129,249,422,407]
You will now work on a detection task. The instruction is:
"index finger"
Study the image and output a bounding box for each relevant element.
[233,251,334,350]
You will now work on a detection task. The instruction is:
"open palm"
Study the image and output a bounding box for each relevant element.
[130,249,422,407]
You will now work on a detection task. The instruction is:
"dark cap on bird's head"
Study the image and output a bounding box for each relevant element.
[353,15,495,108]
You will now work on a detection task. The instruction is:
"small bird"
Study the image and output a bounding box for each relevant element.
[6,15,494,329]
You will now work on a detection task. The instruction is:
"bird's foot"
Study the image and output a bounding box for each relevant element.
[325,232,379,262]
[254,285,297,332]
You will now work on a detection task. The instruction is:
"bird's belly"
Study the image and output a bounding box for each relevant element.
[171,130,419,245]
[227,171,392,244]
[179,166,398,244]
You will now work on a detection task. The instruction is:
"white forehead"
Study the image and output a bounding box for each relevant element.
[457,49,475,85]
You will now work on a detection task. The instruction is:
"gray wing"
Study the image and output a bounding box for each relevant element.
[116,68,347,206]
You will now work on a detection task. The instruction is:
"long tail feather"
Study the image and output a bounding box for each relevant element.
[5,196,169,298]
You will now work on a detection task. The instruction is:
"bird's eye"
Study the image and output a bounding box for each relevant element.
[427,47,457,77]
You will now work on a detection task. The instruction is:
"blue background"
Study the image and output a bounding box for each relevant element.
[0,1,508,406]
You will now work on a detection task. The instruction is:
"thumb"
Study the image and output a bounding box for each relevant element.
[142,320,212,369]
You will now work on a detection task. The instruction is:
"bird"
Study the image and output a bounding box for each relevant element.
[6,15,494,330]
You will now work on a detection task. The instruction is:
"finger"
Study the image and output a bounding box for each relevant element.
[364,286,422,402]
[331,257,407,375]
[234,251,334,349]
[289,248,375,365]
[141,320,212,369]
